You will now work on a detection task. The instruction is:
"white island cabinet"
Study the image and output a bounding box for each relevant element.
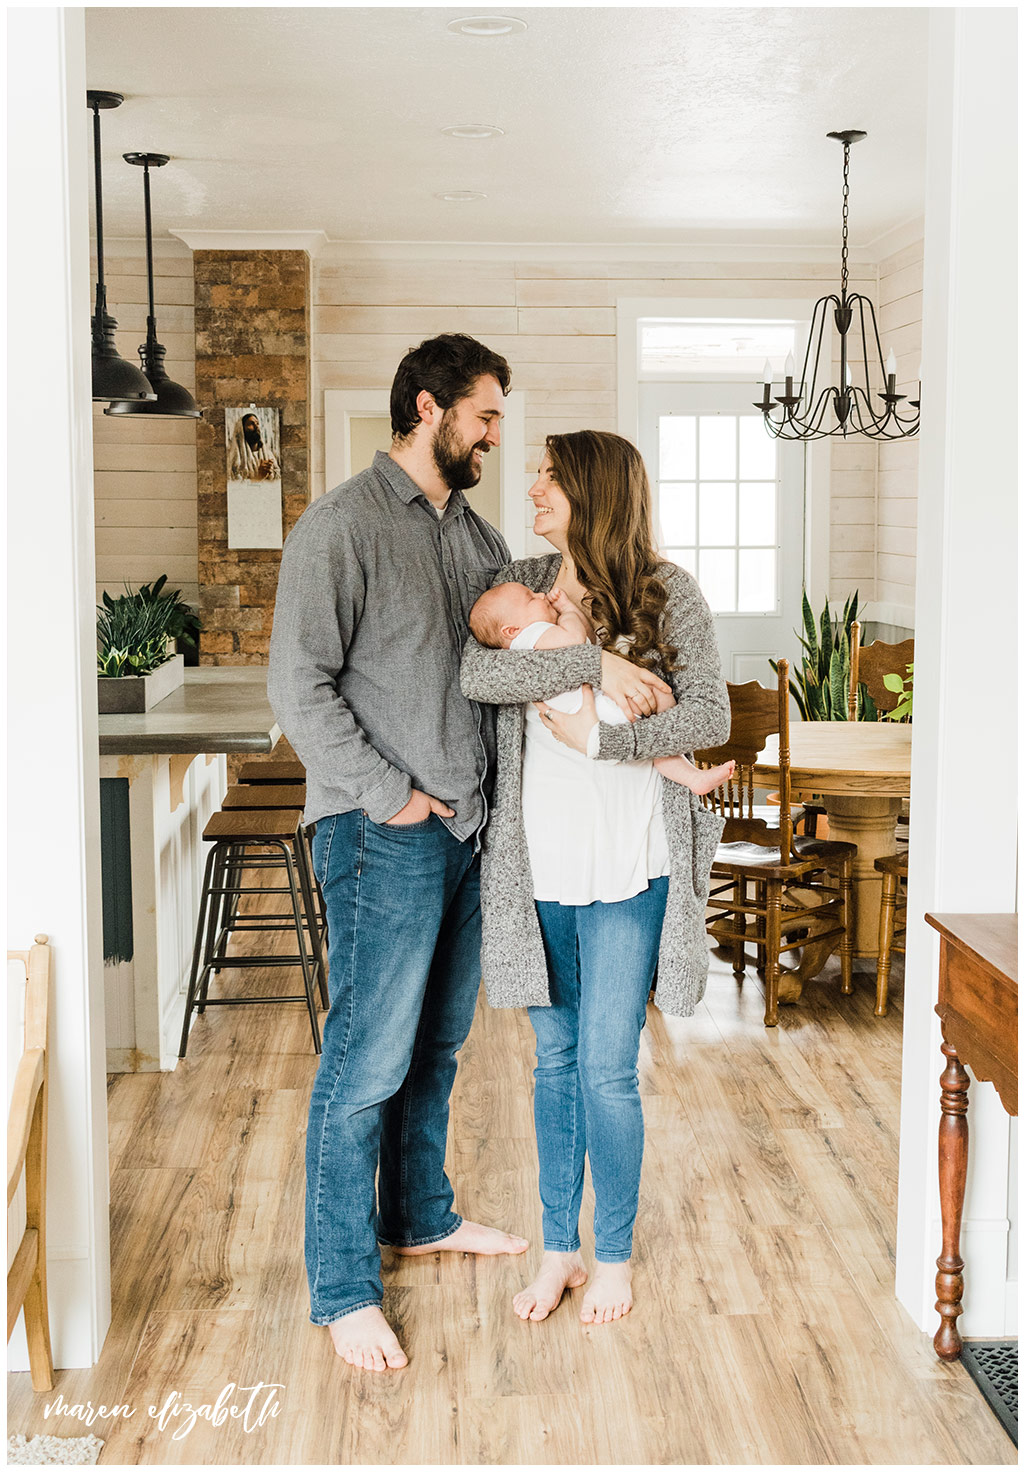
[98,668,282,1071]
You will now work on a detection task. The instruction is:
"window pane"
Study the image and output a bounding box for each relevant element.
[738,550,776,612]
[699,549,736,612]
[698,417,736,479]
[738,416,777,479]
[699,482,736,546]
[663,547,696,577]
[659,482,695,545]
[658,416,696,479]
[640,320,798,375]
[739,482,776,545]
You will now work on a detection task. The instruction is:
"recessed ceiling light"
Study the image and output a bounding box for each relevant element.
[441,124,505,140]
[435,190,487,202]
[446,15,527,37]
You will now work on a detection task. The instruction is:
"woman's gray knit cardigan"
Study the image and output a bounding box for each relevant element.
[460,554,730,1019]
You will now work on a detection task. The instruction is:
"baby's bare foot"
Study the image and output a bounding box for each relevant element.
[580,1261,633,1324]
[655,755,735,796]
[392,1219,528,1256]
[328,1306,408,1371]
[513,1250,588,1321]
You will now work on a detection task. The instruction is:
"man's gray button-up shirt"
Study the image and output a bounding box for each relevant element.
[268,451,510,843]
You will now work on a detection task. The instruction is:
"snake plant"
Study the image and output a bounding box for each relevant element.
[97,583,187,678]
[771,589,879,722]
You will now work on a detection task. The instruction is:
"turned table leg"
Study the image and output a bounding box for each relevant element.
[934,1035,970,1360]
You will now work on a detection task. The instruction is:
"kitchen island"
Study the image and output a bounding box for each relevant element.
[98,668,282,1071]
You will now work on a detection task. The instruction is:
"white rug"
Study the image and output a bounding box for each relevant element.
[7,1435,103,1465]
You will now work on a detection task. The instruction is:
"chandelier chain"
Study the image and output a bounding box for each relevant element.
[840,141,850,299]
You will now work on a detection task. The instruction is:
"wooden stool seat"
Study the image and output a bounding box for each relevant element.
[222,784,306,811]
[875,851,909,878]
[204,808,305,842]
[237,760,306,785]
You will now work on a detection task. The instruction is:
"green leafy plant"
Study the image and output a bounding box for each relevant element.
[771,589,879,722]
[97,578,199,679]
[881,663,913,722]
[100,574,201,652]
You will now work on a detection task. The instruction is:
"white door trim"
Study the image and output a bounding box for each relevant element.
[323,388,527,559]
[616,297,830,611]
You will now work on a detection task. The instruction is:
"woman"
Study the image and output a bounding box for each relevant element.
[461,430,729,1326]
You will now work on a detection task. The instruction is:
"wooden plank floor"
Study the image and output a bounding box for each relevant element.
[8,884,1014,1464]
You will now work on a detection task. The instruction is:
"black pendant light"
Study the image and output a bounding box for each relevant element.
[755,131,920,441]
[106,153,201,419]
[88,91,155,403]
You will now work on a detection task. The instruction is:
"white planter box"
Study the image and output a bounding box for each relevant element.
[97,653,185,714]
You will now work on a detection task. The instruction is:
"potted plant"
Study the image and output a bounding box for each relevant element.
[96,579,199,713]
[772,590,879,722]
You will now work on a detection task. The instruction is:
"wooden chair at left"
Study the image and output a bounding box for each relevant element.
[695,661,857,1026]
[7,933,54,1391]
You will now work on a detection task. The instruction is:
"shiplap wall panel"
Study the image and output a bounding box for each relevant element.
[92,239,199,607]
[311,248,892,612]
[875,239,922,622]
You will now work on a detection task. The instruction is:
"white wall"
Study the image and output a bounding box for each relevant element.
[876,238,923,628]
[92,239,199,606]
[895,6,1017,1337]
[7,7,111,1368]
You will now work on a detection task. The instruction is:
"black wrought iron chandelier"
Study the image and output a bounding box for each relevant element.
[88,91,155,404]
[106,153,201,419]
[755,131,920,441]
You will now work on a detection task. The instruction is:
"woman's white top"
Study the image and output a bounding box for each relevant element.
[512,621,671,905]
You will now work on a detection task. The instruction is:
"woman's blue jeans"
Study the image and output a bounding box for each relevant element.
[529,878,668,1264]
[305,810,481,1325]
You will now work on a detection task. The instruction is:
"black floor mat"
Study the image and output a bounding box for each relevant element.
[961,1339,1018,1446]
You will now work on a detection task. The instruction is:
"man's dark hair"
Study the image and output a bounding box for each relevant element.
[390,333,511,439]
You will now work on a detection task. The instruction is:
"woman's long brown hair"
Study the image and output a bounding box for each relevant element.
[546,430,678,674]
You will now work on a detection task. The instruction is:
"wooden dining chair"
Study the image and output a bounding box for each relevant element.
[873,852,908,1017]
[7,934,54,1391]
[849,620,915,720]
[695,660,856,1026]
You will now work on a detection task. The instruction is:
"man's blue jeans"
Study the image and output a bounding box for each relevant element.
[306,810,481,1325]
[529,878,668,1264]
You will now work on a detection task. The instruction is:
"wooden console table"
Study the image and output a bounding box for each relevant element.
[926,912,1017,1360]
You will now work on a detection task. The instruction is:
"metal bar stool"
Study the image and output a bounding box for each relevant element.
[213,783,326,973]
[178,807,328,1058]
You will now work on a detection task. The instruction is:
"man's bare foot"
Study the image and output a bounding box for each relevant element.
[391,1219,529,1256]
[580,1261,633,1324]
[327,1305,408,1371]
[654,754,735,796]
[512,1250,588,1321]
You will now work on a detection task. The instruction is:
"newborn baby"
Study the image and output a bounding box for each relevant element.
[469,581,734,796]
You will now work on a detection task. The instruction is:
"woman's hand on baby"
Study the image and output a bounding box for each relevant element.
[535,685,598,754]
[599,650,672,721]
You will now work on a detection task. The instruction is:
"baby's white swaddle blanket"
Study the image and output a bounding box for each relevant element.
[510,621,670,905]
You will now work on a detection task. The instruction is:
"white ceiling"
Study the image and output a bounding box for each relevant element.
[85,6,929,248]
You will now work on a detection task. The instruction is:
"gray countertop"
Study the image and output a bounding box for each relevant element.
[98,667,282,756]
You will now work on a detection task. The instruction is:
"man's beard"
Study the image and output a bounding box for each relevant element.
[431,408,487,491]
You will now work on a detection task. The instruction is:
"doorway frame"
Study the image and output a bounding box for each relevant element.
[616,297,831,616]
[323,388,528,559]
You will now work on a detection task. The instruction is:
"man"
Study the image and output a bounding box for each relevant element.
[269,334,528,1373]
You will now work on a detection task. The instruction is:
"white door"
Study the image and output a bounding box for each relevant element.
[638,382,805,686]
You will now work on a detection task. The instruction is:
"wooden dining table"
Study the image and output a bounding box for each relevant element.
[755,722,912,990]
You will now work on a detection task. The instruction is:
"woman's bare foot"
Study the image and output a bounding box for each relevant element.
[512,1250,588,1321]
[328,1306,408,1371]
[391,1219,528,1256]
[580,1261,633,1324]
[654,755,735,796]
